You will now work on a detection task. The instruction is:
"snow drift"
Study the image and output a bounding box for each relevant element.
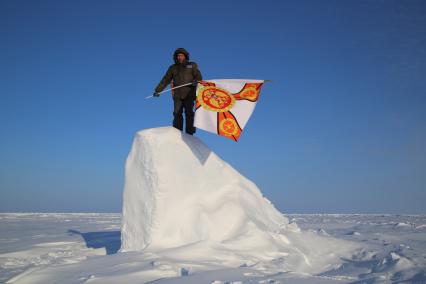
[120,127,358,273]
[121,127,298,251]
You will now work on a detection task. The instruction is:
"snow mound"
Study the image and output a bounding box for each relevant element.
[121,127,297,251]
[120,127,358,273]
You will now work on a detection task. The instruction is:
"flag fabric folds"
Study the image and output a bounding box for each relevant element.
[194,79,265,141]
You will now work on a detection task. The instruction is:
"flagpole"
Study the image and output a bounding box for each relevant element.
[145,80,271,99]
[145,82,198,99]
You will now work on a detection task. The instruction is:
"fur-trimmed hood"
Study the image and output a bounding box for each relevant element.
[173,48,189,64]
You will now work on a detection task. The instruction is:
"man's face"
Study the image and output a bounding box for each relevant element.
[177,53,186,63]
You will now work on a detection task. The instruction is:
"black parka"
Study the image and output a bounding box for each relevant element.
[155,48,202,100]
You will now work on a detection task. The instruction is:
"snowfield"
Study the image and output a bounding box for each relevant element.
[0,213,425,283]
[1,128,425,283]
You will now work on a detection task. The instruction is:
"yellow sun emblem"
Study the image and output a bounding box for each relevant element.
[219,118,239,136]
[197,86,236,113]
[239,86,258,101]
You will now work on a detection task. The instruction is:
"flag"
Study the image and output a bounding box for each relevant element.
[194,79,265,141]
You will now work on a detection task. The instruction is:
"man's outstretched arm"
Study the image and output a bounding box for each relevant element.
[155,66,173,94]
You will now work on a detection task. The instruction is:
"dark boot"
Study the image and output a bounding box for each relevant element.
[183,96,196,135]
[185,112,196,135]
[173,113,183,131]
[173,98,184,131]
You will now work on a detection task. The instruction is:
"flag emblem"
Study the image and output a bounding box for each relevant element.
[197,86,236,112]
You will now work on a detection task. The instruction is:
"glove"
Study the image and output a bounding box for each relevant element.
[153,92,160,97]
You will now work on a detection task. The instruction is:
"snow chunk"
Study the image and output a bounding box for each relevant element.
[120,127,296,252]
[120,127,357,274]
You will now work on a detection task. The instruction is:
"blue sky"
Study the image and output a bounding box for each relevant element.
[1,0,425,213]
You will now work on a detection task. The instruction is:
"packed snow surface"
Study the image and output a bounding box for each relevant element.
[1,214,425,283]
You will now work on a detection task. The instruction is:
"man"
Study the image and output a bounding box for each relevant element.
[153,48,202,135]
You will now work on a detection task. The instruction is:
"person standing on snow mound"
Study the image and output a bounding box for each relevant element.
[153,48,202,135]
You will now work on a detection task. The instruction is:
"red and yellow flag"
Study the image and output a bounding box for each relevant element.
[194,79,265,141]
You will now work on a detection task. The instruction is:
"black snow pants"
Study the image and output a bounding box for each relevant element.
[173,96,196,135]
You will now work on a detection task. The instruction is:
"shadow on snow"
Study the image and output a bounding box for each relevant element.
[68,229,121,255]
